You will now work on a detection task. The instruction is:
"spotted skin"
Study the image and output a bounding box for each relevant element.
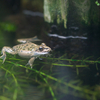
[0,42,51,68]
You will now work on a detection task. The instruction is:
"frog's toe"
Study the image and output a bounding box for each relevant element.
[26,62,33,69]
[30,64,33,69]
[0,54,6,63]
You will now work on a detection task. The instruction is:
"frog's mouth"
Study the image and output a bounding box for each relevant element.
[35,50,50,53]
[33,51,49,56]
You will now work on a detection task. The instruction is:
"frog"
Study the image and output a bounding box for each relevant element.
[0,37,51,68]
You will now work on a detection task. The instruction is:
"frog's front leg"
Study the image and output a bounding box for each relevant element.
[26,57,35,68]
[0,46,17,63]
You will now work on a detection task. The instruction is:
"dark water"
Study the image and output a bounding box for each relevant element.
[0,1,100,100]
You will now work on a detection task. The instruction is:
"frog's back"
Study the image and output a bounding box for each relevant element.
[13,42,38,52]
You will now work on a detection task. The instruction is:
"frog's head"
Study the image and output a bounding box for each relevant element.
[39,43,51,53]
[34,43,51,56]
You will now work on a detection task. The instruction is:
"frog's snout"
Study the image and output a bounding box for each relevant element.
[49,48,52,52]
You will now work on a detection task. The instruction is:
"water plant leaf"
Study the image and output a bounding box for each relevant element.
[5,62,96,96]
[40,74,57,100]
[0,53,100,99]
[95,1,100,6]
[0,96,11,100]
[13,89,18,100]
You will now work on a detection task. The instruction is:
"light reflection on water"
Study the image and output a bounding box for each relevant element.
[48,33,87,39]
[23,10,43,18]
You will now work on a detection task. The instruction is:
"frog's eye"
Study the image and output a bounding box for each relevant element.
[39,46,43,51]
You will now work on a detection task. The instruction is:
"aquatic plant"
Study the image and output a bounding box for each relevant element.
[95,0,100,6]
[0,53,100,100]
